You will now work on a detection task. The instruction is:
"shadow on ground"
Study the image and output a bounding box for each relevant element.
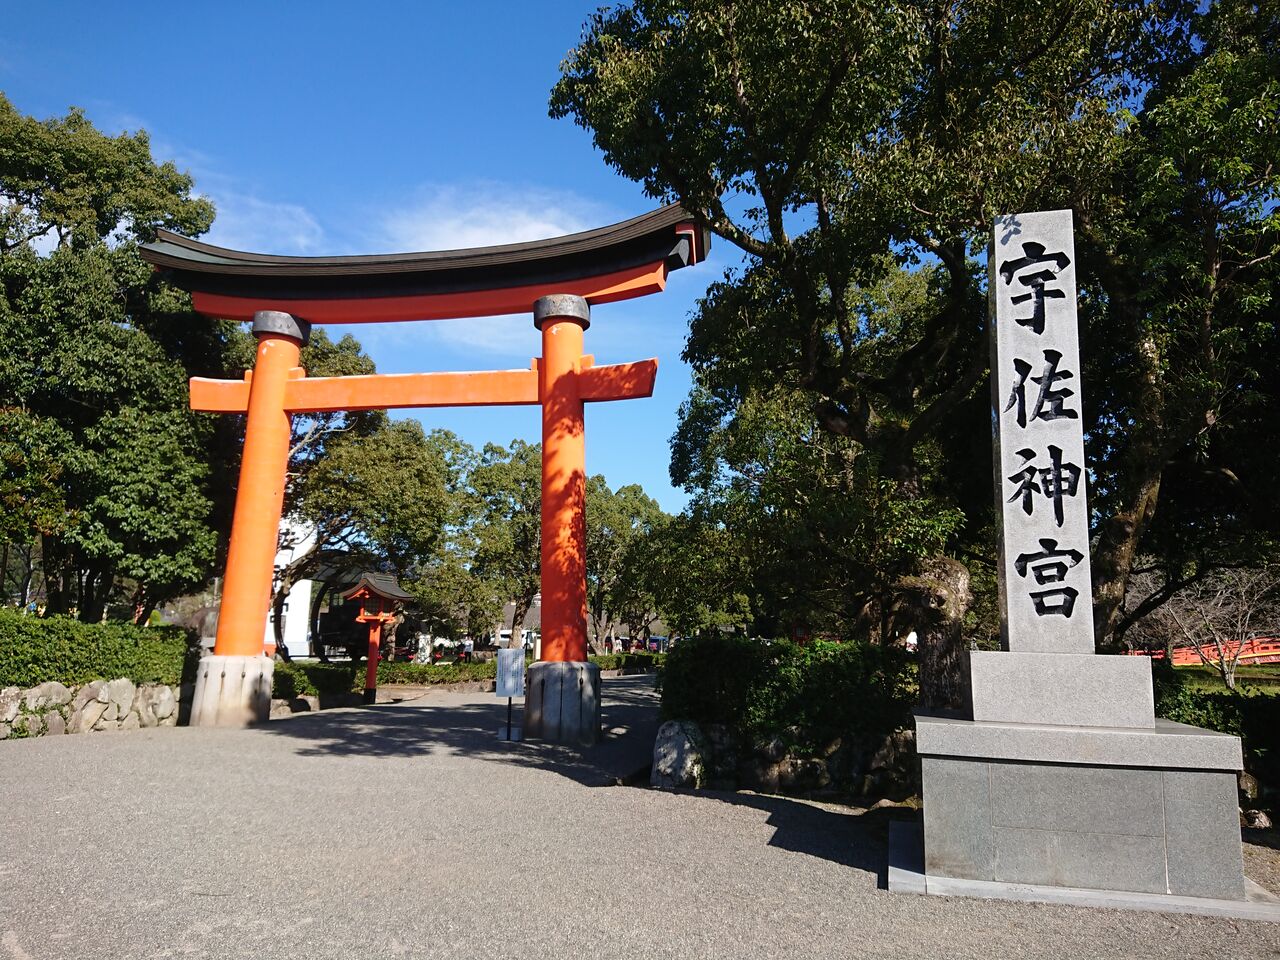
[257,674,901,878]
[256,675,661,788]
[699,789,903,884]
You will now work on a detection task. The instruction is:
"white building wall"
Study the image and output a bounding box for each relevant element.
[265,518,318,658]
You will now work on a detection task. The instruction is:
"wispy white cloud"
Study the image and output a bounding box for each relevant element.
[199,191,324,255]
[374,182,611,253]
[359,183,620,355]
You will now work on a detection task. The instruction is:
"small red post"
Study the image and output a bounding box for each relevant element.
[364,621,381,705]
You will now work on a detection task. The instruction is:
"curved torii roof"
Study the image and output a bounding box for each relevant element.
[140,204,709,324]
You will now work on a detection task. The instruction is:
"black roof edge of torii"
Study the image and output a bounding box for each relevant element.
[139,204,711,302]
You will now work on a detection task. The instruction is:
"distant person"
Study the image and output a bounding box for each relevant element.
[463,638,474,663]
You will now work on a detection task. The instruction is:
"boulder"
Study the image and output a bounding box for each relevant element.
[651,720,708,789]
[739,758,783,793]
[14,713,43,737]
[702,723,740,779]
[43,711,66,736]
[71,681,106,713]
[131,689,157,728]
[101,702,120,723]
[69,699,108,734]
[151,686,176,720]
[1244,809,1274,830]
[0,687,21,723]
[105,678,136,716]
[777,756,831,793]
[755,735,787,763]
[120,712,141,731]
[0,722,8,739]
[1239,772,1261,802]
[24,681,72,712]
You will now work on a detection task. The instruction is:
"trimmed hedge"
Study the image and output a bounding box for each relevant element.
[0,608,197,688]
[660,635,914,748]
[273,652,666,698]
[1154,662,1280,798]
[590,652,665,671]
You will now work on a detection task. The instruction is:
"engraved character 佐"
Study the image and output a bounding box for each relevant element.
[1014,537,1085,617]
[1004,349,1080,428]
[1007,445,1083,527]
[999,241,1071,334]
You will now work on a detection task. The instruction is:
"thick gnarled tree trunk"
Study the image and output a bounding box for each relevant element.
[899,556,972,714]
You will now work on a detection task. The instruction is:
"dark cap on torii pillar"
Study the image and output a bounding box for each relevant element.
[533,294,590,331]
[252,310,312,345]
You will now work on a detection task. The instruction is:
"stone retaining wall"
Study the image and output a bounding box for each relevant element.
[0,679,187,740]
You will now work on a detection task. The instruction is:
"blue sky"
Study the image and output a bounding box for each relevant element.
[3,1,738,513]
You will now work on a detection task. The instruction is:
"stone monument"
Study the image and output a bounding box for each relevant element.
[891,209,1280,920]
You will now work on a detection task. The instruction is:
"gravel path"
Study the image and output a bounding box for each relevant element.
[1,677,1278,960]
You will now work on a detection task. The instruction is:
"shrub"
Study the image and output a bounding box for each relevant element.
[1154,661,1280,798]
[272,661,361,699]
[376,660,497,685]
[660,635,914,749]
[0,608,196,688]
[588,652,665,671]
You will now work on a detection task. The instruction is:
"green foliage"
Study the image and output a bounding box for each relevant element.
[296,419,453,572]
[1154,660,1280,795]
[0,607,195,688]
[0,95,236,621]
[660,635,913,748]
[553,0,1280,652]
[466,440,543,635]
[586,477,667,641]
[272,654,666,699]
[589,652,665,671]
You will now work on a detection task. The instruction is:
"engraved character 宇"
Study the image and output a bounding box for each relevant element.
[999,241,1071,334]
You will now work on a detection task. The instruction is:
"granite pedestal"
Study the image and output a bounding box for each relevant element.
[896,653,1279,919]
[524,661,601,746]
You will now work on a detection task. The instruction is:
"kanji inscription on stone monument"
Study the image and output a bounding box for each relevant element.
[991,209,1093,654]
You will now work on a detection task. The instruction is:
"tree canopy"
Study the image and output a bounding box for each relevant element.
[552,0,1280,650]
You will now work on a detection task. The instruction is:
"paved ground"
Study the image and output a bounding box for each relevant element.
[2,676,1279,960]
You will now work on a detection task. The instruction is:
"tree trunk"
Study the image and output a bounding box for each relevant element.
[899,557,972,713]
[41,534,71,616]
[510,600,529,649]
[309,584,329,660]
[1092,471,1163,648]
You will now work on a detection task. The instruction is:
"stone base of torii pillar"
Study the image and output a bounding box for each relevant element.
[524,661,601,746]
[188,654,275,727]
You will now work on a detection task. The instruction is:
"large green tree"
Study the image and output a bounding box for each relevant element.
[584,476,666,647]
[552,0,1279,649]
[468,439,543,645]
[0,95,231,622]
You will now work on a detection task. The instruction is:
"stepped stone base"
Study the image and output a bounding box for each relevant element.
[189,655,274,727]
[916,712,1249,903]
[524,661,600,746]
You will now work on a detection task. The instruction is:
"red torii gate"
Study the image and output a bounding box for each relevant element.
[141,206,707,743]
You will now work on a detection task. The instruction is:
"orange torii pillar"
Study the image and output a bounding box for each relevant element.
[189,311,310,727]
[523,295,599,744]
